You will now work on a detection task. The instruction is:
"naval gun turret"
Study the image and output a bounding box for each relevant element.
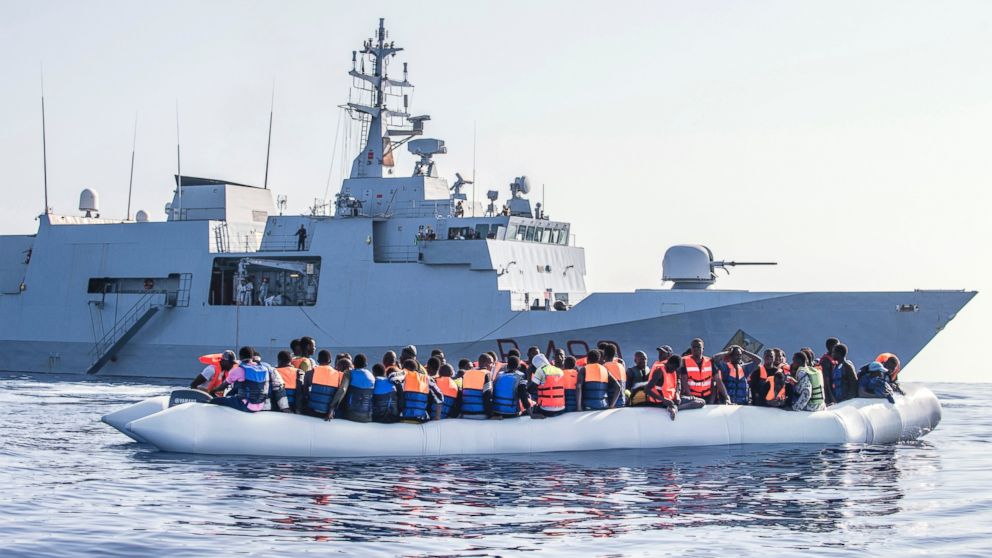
[663,244,776,289]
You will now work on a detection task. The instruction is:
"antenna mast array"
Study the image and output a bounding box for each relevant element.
[344,18,426,179]
[40,69,49,216]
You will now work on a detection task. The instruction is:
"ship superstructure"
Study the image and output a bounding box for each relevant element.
[0,19,975,377]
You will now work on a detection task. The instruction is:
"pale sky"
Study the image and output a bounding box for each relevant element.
[1,1,988,381]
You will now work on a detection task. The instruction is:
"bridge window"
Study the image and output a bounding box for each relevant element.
[525,226,536,241]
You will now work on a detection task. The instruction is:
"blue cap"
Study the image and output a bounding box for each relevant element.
[867,361,887,374]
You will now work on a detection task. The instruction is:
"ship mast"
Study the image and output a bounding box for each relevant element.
[347,18,415,179]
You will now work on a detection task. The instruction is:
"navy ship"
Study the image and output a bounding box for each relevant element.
[0,19,975,378]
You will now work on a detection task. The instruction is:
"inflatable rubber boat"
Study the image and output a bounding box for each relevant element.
[101,385,941,458]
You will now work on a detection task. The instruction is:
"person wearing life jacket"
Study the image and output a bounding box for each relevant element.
[827,343,859,404]
[644,355,705,420]
[491,356,532,418]
[382,351,403,379]
[652,345,674,374]
[273,350,304,413]
[293,336,317,373]
[370,363,401,423]
[552,348,567,369]
[789,352,827,411]
[712,345,755,405]
[678,338,728,405]
[302,350,350,420]
[460,353,495,419]
[397,358,442,423]
[818,337,840,383]
[209,346,290,413]
[527,353,566,418]
[600,344,628,407]
[747,349,787,407]
[435,364,461,418]
[576,350,621,411]
[400,345,429,376]
[560,356,579,412]
[425,356,442,379]
[190,350,237,396]
[340,353,376,423]
[875,353,904,394]
[456,358,472,380]
[858,361,897,403]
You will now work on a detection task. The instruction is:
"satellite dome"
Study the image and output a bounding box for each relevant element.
[79,189,99,216]
[135,210,149,223]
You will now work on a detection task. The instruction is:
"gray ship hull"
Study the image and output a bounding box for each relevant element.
[1,288,972,379]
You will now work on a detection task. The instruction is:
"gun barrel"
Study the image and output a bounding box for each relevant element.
[715,261,778,267]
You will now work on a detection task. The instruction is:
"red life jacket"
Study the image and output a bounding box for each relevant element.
[684,356,713,398]
[646,367,678,403]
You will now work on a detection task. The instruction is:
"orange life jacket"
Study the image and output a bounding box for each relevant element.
[275,366,299,389]
[875,353,900,378]
[646,367,678,403]
[435,376,459,398]
[291,356,308,369]
[757,365,785,401]
[684,356,713,398]
[197,353,227,393]
[604,360,627,385]
[562,368,578,411]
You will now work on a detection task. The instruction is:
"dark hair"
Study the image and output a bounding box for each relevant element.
[479,353,493,366]
[336,352,352,363]
[382,351,396,366]
[506,355,520,371]
[353,353,367,369]
[277,350,292,366]
[426,356,441,373]
[431,348,443,357]
[586,349,601,364]
[317,349,332,365]
[300,336,315,348]
[336,358,353,371]
[439,364,454,377]
[402,359,418,372]
[507,348,521,358]
[290,339,301,353]
[792,352,809,366]
[372,363,386,377]
[527,346,540,357]
[563,356,577,369]
[238,346,254,360]
[833,343,848,358]
[667,355,682,367]
[602,343,617,360]
[690,338,703,347]
[458,358,471,371]
[801,348,816,365]
[826,337,839,351]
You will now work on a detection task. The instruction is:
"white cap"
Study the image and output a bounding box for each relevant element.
[531,353,550,369]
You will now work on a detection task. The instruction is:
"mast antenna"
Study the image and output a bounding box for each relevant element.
[472,121,477,217]
[263,83,274,189]
[127,113,137,220]
[40,67,49,215]
[175,100,182,220]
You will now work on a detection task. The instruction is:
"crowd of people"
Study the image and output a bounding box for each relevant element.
[189,336,903,424]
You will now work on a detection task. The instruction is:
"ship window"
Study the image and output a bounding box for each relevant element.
[548,229,559,244]
[558,227,569,245]
[208,256,320,306]
[525,226,536,241]
[535,228,544,242]
[505,225,516,239]
[515,227,525,241]
[475,224,490,239]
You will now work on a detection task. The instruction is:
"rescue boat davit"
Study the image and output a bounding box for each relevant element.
[102,385,941,458]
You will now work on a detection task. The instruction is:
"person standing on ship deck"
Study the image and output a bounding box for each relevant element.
[295,224,307,251]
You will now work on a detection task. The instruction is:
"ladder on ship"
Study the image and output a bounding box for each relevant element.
[85,274,191,375]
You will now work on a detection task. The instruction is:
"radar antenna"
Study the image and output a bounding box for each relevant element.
[451,172,472,200]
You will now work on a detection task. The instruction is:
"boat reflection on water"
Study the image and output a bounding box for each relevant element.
[139,443,915,543]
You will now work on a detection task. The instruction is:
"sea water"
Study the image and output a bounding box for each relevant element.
[1,374,990,557]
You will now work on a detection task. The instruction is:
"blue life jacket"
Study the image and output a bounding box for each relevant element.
[721,362,750,405]
[240,362,269,406]
[492,371,524,416]
[831,362,846,401]
[306,365,341,415]
[460,369,489,415]
[582,364,609,410]
[343,368,375,421]
[371,377,399,422]
[400,372,431,421]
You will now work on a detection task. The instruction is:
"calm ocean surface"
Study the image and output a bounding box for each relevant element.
[1,374,990,557]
